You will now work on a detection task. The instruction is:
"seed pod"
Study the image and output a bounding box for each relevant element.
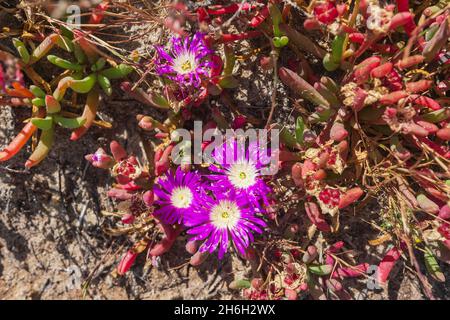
[396,55,424,70]
[338,187,363,209]
[260,56,274,71]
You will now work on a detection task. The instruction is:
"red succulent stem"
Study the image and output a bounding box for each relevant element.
[219,31,263,43]
[206,3,256,15]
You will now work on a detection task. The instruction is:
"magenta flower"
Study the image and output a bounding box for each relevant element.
[207,140,272,211]
[185,193,266,259]
[155,32,214,89]
[153,168,202,224]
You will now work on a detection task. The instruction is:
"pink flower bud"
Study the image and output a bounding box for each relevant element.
[190,251,209,266]
[107,188,133,200]
[438,205,450,220]
[284,288,298,300]
[143,190,154,207]
[185,240,199,254]
[260,56,274,71]
[330,122,348,141]
[85,148,114,169]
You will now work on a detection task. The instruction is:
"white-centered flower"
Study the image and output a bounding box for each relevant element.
[226,160,258,189]
[210,200,241,229]
[172,51,198,75]
[170,186,193,209]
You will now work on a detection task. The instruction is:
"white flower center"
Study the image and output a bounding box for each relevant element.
[210,200,241,229]
[173,51,197,74]
[170,186,193,209]
[227,160,258,189]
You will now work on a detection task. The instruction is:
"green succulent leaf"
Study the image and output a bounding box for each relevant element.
[53,115,87,129]
[31,97,45,107]
[424,247,445,282]
[98,74,112,96]
[31,116,53,131]
[12,38,30,64]
[308,264,332,276]
[69,74,97,93]
[29,85,46,99]
[47,55,83,71]
[295,116,305,145]
[229,279,251,290]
